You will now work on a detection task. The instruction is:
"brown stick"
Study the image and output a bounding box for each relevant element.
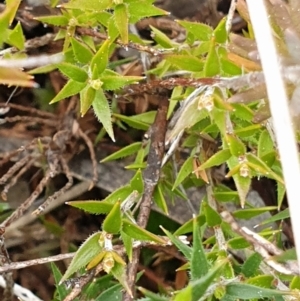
[123,94,169,300]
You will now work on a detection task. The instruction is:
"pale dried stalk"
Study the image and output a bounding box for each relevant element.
[247,0,300,272]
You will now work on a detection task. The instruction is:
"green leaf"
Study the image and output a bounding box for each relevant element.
[198,149,232,170]
[35,15,69,26]
[226,134,246,157]
[204,39,220,77]
[256,208,289,227]
[138,287,169,301]
[122,219,166,244]
[241,253,262,277]
[258,129,274,158]
[57,62,88,82]
[203,202,222,227]
[214,17,227,43]
[190,216,209,280]
[80,86,96,116]
[51,263,68,300]
[60,231,102,283]
[172,156,194,190]
[114,3,129,44]
[165,55,204,72]
[177,20,213,41]
[71,38,94,64]
[227,156,251,207]
[113,111,155,130]
[7,22,24,50]
[153,183,168,215]
[130,170,144,194]
[101,74,143,90]
[225,283,287,299]
[150,26,174,48]
[103,185,133,204]
[175,260,225,301]
[95,283,122,301]
[246,275,274,288]
[174,215,206,236]
[160,227,192,260]
[92,89,115,141]
[50,79,86,104]
[66,200,113,214]
[120,231,133,262]
[127,0,167,23]
[91,39,111,77]
[246,153,284,184]
[103,201,122,234]
[110,262,132,297]
[62,0,112,11]
[233,206,277,220]
[101,142,142,162]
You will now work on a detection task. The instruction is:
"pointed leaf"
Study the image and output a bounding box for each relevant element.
[50,79,86,104]
[255,208,289,227]
[214,17,227,43]
[80,86,96,116]
[103,185,133,204]
[95,283,122,301]
[127,1,167,23]
[160,226,192,260]
[258,129,274,158]
[233,206,277,220]
[0,67,36,87]
[122,219,166,244]
[190,216,209,280]
[203,202,222,227]
[101,74,143,90]
[57,62,88,82]
[226,134,246,157]
[121,231,133,262]
[62,0,112,11]
[227,156,251,207]
[130,170,144,194]
[103,201,122,234]
[101,142,142,162]
[92,88,115,141]
[204,39,221,77]
[174,215,206,236]
[114,3,129,44]
[66,200,113,215]
[91,39,111,77]
[177,20,213,41]
[71,38,94,64]
[175,260,225,301]
[241,253,262,277]
[153,183,168,215]
[7,22,25,50]
[198,149,232,170]
[225,283,287,299]
[35,15,69,26]
[165,55,204,72]
[60,231,102,283]
[51,263,68,299]
[172,156,194,190]
[111,262,132,297]
[150,25,174,48]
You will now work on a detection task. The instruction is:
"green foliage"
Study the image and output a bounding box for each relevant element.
[3,0,300,300]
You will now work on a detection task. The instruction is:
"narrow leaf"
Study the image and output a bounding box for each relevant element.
[60,232,102,283]
[71,38,94,64]
[92,89,115,141]
[190,216,209,280]
[50,79,86,104]
[101,142,142,162]
[66,200,113,215]
[102,201,122,234]
[198,149,231,170]
[114,4,129,44]
[172,156,194,190]
[122,219,166,244]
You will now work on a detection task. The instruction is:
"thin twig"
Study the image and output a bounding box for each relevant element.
[123,94,169,300]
